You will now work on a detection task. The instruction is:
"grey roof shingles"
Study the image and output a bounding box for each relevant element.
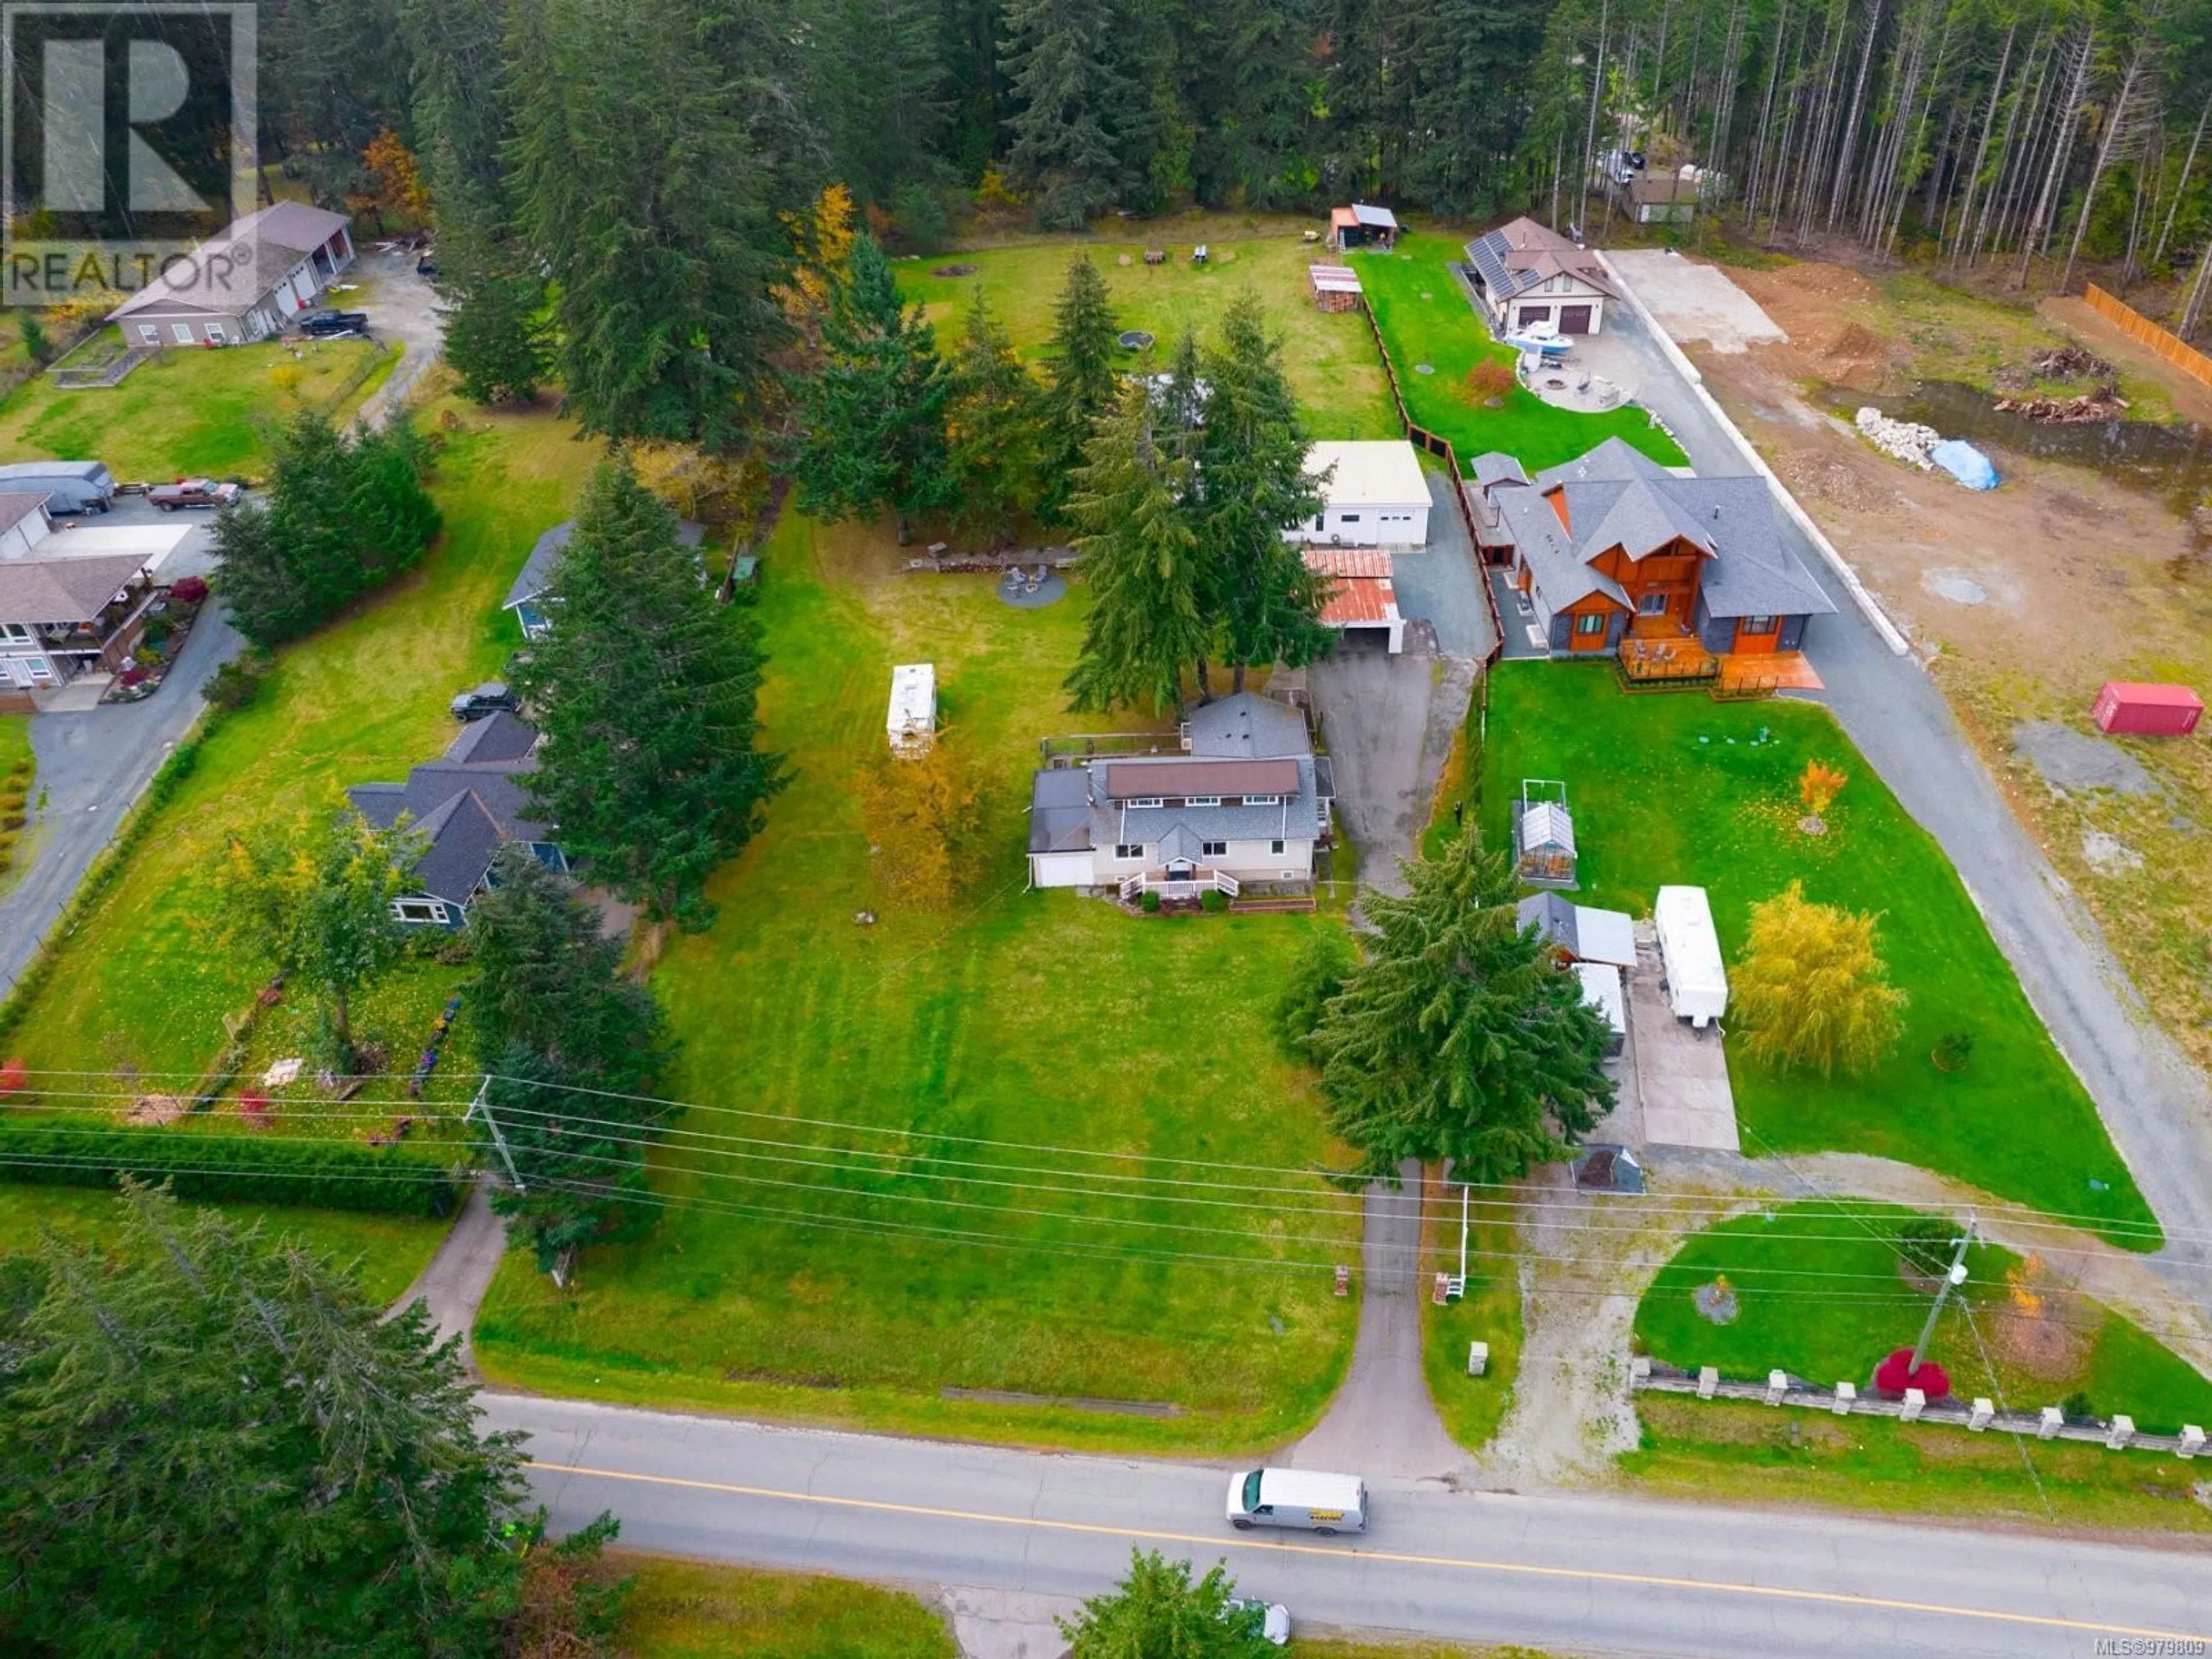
[1517,892,1579,951]
[348,718,555,907]
[0,553,150,625]
[505,518,709,612]
[1184,690,1310,759]
[1495,488,1623,611]
[1471,452,1529,488]
[1027,767,1093,855]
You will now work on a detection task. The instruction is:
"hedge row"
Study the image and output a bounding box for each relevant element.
[0,1124,465,1217]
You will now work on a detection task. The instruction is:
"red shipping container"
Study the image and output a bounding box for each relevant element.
[2092,681,2204,737]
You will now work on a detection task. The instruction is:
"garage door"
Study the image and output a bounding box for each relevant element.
[1516,305,1551,328]
[1560,304,1593,334]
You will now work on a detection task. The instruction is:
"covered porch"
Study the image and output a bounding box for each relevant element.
[1119,865,1242,903]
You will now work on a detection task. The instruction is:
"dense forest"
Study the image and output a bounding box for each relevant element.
[256,0,2212,387]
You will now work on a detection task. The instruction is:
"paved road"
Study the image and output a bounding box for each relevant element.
[1599,294,2212,1297]
[491,1393,2209,1658]
[0,603,241,998]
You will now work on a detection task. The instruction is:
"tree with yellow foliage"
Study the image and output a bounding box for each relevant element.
[351,129,430,230]
[782,183,858,349]
[859,730,983,912]
[1733,881,1906,1077]
[1797,759,1849,832]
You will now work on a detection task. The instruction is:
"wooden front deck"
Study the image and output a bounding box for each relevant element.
[1617,635,1823,699]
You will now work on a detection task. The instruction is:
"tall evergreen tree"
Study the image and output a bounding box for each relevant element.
[1305,832,1616,1180]
[510,460,786,926]
[1063,380,1215,713]
[0,1182,617,1659]
[1039,252,1124,517]
[212,411,441,646]
[789,233,954,544]
[811,0,951,207]
[1192,293,1331,689]
[942,287,1051,537]
[505,0,786,447]
[1001,0,1133,226]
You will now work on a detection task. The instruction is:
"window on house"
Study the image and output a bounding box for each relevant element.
[1741,614,1778,633]
[1312,514,1324,531]
[1242,794,1281,806]
[1638,592,1669,615]
[1340,513,1361,523]
[1115,843,1144,860]
[170,323,195,344]
[138,324,160,345]
[204,324,227,344]
[1185,795,1220,808]
[1271,839,1286,855]
[1201,840,1228,858]
[391,899,449,925]
[1,623,27,641]
[1575,613,1607,636]
[1129,797,1164,809]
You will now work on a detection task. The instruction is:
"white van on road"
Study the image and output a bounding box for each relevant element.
[1225,1468,1368,1535]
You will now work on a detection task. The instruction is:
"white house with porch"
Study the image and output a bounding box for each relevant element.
[1026,693,1334,899]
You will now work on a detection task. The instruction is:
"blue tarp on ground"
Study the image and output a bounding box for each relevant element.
[1930,438,1999,490]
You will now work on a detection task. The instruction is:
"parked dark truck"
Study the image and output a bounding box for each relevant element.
[147,478,242,512]
[0,459,114,514]
[297,308,371,339]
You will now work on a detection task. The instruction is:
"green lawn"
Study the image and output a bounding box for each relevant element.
[613,1556,955,1659]
[0,1183,447,1305]
[1424,1204,1523,1451]
[897,234,1400,443]
[474,510,1362,1453]
[1358,231,1685,473]
[1479,664,2154,1242]
[1626,1395,2212,1533]
[0,330,397,479]
[1635,1204,2212,1432]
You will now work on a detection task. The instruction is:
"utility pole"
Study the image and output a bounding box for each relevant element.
[464,1075,526,1192]
[1907,1212,1974,1377]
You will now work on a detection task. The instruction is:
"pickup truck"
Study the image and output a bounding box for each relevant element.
[146,478,242,512]
[298,308,372,339]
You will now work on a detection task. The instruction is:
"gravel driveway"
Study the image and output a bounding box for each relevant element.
[344,243,445,424]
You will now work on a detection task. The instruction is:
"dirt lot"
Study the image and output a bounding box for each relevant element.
[1687,257,2212,1072]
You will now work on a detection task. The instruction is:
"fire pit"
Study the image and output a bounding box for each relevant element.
[930,263,978,278]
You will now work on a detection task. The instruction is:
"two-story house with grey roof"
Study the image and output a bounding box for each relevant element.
[1464,217,1615,336]
[1027,692,1334,901]
[347,711,566,927]
[1472,437,1833,665]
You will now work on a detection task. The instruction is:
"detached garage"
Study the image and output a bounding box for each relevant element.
[1291,441,1430,548]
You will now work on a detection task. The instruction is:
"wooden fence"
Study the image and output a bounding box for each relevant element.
[1357,304,1507,667]
[2083,285,2212,391]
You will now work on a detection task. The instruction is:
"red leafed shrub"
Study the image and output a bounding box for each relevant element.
[238,1090,271,1127]
[1463,357,1517,402]
[0,1056,28,1096]
[119,666,147,688]
[169,575,210,605]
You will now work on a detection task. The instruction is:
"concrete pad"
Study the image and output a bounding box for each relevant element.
[1626,937,1740,1151]
[1606,251,1787,353]
[941,1585,1077,1659]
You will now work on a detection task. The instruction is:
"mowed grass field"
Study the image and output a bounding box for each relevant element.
[1358,230,1685,472]
[3,394,578,1093]
[614,1556,956,1659]
[0,1184,446,1305]
[1636,1205,2212,1431]
[0,328,397,479]
[897,233,1400,443]
[1479,664,2155,1241]
[474,509,1362,1451]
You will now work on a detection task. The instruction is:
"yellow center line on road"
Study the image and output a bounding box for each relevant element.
[530,1460,2205,1643]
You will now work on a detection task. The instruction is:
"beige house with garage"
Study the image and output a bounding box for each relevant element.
[107,201,356,347]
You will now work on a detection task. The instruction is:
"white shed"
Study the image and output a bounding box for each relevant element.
[1290,441,1430,548]
[1574,961,1627,1055]
[1654,885,1728,1027]
[888,663,937,753]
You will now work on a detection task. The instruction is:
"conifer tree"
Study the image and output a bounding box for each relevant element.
[509,460,785,926]
[943,288,1050,538]
[1000,0,1132,227]
[1305,832,1615,1180]
[1192,293,1331,690]
[789,233,953,544]
[0,1182,618,1658]
[1063,380,1215,713]
[1039,252,1124,518]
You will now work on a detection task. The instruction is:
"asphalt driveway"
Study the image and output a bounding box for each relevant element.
[1595,288,2212,1287]
[0,603,243,1000]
